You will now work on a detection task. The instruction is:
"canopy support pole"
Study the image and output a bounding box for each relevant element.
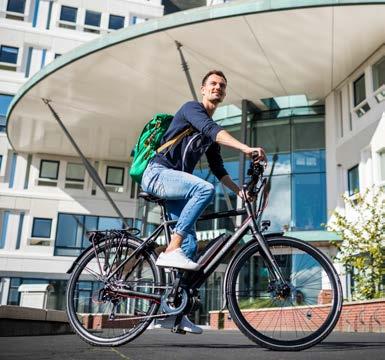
[175,41,198,101]
[42,98,129,228]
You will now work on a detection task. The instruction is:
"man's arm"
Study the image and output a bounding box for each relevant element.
[220,174,242,198]
[216,129,266,160]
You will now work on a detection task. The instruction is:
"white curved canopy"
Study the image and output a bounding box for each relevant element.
[7,1,385,161]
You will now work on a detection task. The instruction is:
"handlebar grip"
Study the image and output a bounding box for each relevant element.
[251,150,260,160]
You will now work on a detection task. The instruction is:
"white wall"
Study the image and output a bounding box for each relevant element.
[325,45,385,214]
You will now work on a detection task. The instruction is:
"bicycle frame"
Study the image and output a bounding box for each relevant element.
[105,190,287,293]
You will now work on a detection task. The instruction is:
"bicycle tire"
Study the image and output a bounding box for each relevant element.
[66,237,163,346]
[226,236,342,351]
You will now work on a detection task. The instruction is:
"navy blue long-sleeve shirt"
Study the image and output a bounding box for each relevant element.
[152,101,228,180]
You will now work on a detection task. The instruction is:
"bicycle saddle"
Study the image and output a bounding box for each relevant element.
[138,192,164,204]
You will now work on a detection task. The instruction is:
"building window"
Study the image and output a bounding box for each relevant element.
[379,150,385,182]
[0,45,18,64]
[60,5,77,22]
[106,166,124,186]
[84,10,101,33]
[85,10,101,27]
[59,5,77,29]
[131,15,147,25]
[353,74,366,106]
[6,0,25,13]
[6,0,25,20]
[31,218,52,238]
[372,56,385,91]
[0,210,10,249]
[0,94,13,132]
[109,14,124,30]
[66,163,85,182]
[39,160,59,180]
[348,165,360,196]
[65,163,85,189]
[55,213,132,256]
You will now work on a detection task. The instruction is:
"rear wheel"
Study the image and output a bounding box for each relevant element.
[66,238,163,346]
[226,237,342,351]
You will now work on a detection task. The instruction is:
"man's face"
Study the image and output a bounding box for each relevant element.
[201,74,227,104]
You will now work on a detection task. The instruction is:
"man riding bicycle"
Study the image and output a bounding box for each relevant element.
[141,70,266,333]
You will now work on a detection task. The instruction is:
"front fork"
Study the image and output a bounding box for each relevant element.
[243,190,287,286]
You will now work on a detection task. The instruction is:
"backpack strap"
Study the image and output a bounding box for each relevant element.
[156,127,194,154]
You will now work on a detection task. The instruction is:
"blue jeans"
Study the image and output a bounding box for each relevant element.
[141,162,215,259]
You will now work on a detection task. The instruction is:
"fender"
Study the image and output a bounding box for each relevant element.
[220,232,284,310]
[66,236,144,274]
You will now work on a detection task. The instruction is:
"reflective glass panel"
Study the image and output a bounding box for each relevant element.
[373,56,385,91]
[6,0,25,13]
[85,10,101,27]
[262,175,291,232]
[348,165,359,195]
[106,166,124,185]
[380,151,385,182]
[109,14,124,30]
[60,6,77,22]
[255,119,290,154]
[0,46,18,64]
[66,163,85,181]
[32,218,52,238]
[39,160,59,179]
[82,216,98,247]
[353,74,366,106]
[56,214,84,248]
[292,150,325,174]
[292,173,326,230]
[98,217,123,230]
[292,117,324,151]
[0,94,13,116]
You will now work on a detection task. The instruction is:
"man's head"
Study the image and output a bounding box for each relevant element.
[201,70,227,105]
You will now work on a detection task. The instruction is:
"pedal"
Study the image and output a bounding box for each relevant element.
[171,326,186,335]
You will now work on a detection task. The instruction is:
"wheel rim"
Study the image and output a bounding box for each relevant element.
[229,240,340,346]
[67,240,161,343]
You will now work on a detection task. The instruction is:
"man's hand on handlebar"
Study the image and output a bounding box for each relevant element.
[244,147,267,164]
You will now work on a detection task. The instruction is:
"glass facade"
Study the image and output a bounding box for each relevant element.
[54,213,134,256]
[195,105,326,233]
[254,112,326,231]
[7,277,67,310]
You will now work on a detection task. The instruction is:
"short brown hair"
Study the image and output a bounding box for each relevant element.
[201,70,227,86]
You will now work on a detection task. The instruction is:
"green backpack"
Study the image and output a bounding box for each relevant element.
[129,113,192,184]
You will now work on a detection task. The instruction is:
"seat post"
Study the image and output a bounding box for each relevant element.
[159,202,168,222]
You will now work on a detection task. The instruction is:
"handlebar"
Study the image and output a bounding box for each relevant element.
[245,152,266,195]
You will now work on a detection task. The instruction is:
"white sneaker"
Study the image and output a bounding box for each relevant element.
[155,315,203,334]
[155,249,200,271]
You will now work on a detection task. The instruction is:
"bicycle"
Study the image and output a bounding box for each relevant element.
[65,157,343,351]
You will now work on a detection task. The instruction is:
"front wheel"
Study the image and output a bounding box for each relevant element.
[226,236,342,351]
